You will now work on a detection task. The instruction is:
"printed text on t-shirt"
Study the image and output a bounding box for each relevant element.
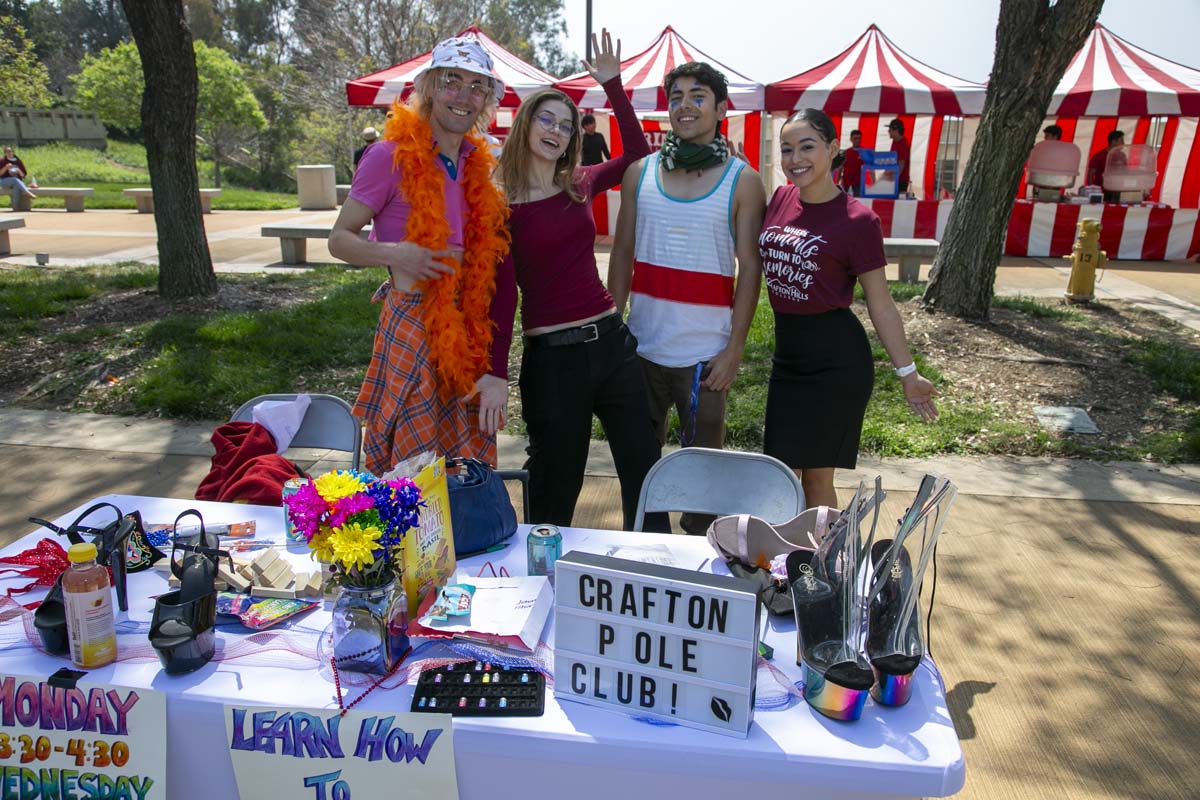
[759,224,826,302]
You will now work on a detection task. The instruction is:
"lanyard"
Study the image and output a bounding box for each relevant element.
[680,362,704,447]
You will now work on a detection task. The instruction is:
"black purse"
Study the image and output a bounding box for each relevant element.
[445,458,528,557]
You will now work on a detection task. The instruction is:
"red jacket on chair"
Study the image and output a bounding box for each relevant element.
[196,422,304,505]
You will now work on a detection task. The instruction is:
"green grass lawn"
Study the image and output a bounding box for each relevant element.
[2,267,1197,462]
[12,141,297,211]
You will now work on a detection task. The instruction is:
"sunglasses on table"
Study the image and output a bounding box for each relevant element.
[534,111,575,138]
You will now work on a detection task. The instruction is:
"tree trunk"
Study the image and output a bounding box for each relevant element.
[923,0,1104,319]
[121,0,217,299]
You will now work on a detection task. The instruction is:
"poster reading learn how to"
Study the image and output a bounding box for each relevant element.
[0,673,167,799]
[224,705,458,799]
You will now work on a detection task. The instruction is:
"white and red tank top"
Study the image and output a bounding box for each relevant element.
[626,152,745,368]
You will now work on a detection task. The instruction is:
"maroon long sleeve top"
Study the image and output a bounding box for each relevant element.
[487,77,650,379]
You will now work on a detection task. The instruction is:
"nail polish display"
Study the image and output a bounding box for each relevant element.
[411,663,544,716]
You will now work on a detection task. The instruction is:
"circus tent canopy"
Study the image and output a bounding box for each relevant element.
[554,26,765,111]
[764,24,986,116]
[1048,24,1200,117]
[345,25,555,108]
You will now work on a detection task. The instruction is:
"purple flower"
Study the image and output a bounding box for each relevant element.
[366,477,424,547]
[283,480,329,543]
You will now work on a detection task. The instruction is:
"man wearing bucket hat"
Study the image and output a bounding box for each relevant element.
[353,126,378,168]
[329,35,517,476]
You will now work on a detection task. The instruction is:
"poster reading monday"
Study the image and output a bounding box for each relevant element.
[225,705,458,799]
[0,673,167,799]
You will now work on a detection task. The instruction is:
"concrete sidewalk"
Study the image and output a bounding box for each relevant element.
[1,406,1197,548]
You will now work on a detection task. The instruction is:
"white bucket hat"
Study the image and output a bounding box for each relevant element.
[417,35,505,102]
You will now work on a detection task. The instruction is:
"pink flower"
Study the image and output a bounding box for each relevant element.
[283,481,330,543]
[328,492,375,529]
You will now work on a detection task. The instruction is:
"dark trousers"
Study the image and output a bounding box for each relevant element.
[520,323,668,532]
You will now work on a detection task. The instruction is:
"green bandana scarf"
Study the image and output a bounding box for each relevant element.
[660,132,729,172]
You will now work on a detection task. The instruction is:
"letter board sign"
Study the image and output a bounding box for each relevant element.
[553,551,760,737]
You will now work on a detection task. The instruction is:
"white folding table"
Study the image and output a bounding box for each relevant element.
[0,495,965,799]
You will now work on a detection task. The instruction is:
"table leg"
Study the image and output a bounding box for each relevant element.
[136,196,154,214]
[15,194,32,212]
[65,196,85,212]
[280,238,307,265]
[200,197,212,214]
[898,255,921,283]
[0,229,9,256]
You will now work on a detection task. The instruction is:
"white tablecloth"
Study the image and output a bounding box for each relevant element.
[0,495,965,799]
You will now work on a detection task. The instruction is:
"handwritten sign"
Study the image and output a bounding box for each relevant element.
[554,552,760,737]
[224,706,457,799]
[0,673,166,799]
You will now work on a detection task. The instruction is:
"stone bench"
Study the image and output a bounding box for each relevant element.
[260,224,372,265]
[336,184,351,205]
[122,187,222,214]
[883,238,940,283]
[0,216,26,255]
[11,187,95,213]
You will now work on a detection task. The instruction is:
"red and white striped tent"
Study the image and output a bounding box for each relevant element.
[553,25,765,111]
[764,24,986,116]
[762,26,987,200]
[1035,25,1200,209]
[344,25,555,108]
[1049,24,1200,117]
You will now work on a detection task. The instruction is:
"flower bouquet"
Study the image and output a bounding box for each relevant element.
[283,470,423,674]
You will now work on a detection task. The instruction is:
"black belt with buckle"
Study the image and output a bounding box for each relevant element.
[524,314,623,350]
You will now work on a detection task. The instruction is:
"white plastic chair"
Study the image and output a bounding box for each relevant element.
[231,393,362,471]
[632,447,806,532]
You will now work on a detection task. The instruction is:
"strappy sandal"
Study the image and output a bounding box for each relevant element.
[29,502,129,654]
[149,510,227,674]
[706,506,841,570]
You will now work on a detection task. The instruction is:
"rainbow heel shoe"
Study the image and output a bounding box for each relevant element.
[787,481,883,722]
[865,474,957,707]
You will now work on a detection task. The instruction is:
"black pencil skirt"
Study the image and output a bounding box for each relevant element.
[764,307,875,470]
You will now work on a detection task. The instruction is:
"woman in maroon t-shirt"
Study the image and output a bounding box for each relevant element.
[493,30,665,532]
[758,109,937,508]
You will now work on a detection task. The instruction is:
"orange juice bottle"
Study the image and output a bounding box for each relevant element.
[63,542,117,668]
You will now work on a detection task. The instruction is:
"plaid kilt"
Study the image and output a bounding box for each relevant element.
[354,285,497,476]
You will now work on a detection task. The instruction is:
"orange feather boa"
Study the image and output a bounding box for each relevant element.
[383,105,510,401]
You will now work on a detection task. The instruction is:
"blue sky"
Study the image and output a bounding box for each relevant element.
[559,0,1200,84]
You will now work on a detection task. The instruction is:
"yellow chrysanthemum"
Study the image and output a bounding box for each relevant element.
[329,522,382,572]
[308,526,336,564]
[314,470,366,503]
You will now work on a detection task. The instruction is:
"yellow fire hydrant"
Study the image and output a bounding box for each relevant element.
[1064,218,1105,303]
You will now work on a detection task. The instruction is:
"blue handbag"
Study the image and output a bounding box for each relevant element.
[445,458,529,557]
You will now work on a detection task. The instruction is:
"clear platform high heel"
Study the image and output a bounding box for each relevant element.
[787,480,884,721]
[865,474,957,706]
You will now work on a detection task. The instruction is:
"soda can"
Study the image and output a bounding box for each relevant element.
[282,477,311,542]
[527,524,562,585]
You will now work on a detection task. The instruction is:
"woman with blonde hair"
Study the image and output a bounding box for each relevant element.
[329,36,515,476]
[494,30,665,531]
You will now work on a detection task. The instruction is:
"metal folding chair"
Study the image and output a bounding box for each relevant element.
[231,393,362,471]
[632,447,806,532]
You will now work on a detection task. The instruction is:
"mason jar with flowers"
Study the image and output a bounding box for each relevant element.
[284,470,423,674]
